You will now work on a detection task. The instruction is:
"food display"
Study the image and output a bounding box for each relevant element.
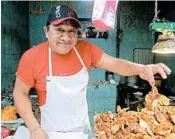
[95,86,175,139]
[1,106,18,121]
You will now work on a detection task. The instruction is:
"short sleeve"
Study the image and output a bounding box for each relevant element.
[90,43,104,67]
[16,51,35,88]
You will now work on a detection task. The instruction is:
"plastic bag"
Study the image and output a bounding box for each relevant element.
[92,0,119,31]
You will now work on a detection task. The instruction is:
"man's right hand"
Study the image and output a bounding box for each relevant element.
[30,127,48,139]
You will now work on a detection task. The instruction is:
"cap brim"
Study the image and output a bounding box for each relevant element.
[50,17,81,28]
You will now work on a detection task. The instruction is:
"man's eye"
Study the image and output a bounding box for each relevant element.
[69,30,77,33]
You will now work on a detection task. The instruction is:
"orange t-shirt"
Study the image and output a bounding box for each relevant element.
[16,40,104,106]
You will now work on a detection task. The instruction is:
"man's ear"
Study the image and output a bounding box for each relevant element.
[43,26,48,38]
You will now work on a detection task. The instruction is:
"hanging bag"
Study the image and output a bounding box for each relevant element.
[92,0,119,31]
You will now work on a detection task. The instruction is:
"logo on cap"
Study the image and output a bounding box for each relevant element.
[55,5,61,18]
[68,8,75,17]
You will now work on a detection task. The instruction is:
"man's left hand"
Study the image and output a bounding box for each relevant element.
[139,63,171,85]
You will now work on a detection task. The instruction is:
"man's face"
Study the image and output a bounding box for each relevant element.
[44,20,78,55]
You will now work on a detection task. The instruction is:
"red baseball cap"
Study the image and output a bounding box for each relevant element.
[46,5,81,28]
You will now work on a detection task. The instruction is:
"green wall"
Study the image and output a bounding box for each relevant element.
[119,1,154,60]
[1,1,29,91]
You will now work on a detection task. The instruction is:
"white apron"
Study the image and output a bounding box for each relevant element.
[40,47,92,139]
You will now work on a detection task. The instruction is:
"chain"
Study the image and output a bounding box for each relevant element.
[152,0,160,22]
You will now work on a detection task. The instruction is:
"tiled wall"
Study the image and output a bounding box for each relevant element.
[85,38,117,127]
[1,1,29,91]
[119,1,154,60]
[87,85,117,125]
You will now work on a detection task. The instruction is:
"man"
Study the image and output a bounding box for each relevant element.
[13,5,171,139]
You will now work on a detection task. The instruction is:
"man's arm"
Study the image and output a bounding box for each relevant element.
[96,53,171,84]
[13,77,40,133]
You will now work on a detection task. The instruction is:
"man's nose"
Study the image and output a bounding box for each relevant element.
[61,31,71,41]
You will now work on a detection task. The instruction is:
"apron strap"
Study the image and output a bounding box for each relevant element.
[73,47,86,70]
[49,47,53,76]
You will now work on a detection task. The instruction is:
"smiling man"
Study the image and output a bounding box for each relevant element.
[13,4,171,139]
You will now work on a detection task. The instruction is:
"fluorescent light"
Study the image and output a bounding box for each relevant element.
[152,39,175,54]
[152,30,175,54]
